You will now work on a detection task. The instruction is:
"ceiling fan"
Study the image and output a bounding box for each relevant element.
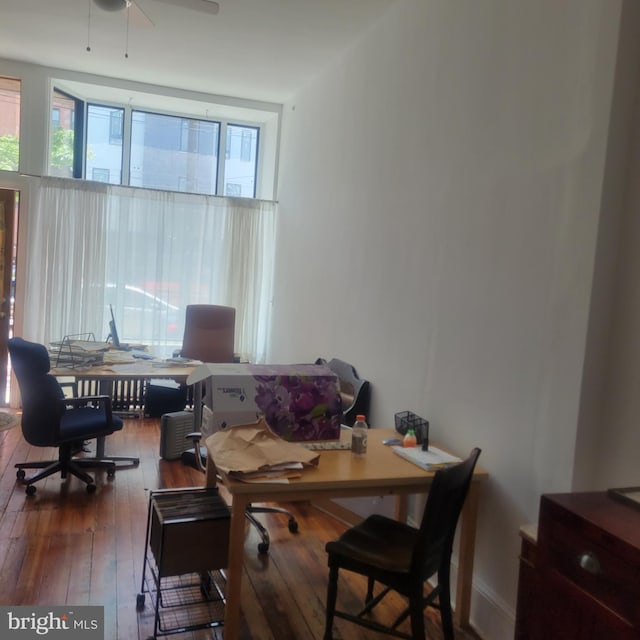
[92,0,220,28]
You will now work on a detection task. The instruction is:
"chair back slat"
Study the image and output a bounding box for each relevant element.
[413,447,482,578]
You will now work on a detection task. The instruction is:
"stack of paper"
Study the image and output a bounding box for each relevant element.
[231,462,305,482]
[49,339,107,368]
[391,445,461,471]
[164,356,199,364]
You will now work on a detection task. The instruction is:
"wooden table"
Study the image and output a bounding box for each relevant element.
[51,361,197,454]
[206,427,487,639]
[51,361,195,384]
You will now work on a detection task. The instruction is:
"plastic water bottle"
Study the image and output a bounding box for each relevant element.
[351,414,368,455]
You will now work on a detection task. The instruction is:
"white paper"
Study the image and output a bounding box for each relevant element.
[391,445,461,471]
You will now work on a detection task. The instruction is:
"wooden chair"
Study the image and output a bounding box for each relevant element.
[323,447,481,640]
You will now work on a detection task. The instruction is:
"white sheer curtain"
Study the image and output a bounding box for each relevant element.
[24,177,109,342]
[22,177,276,363]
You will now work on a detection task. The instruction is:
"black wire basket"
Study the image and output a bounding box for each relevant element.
[394,411,429,447]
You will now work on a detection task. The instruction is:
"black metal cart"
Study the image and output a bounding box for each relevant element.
[137,487,230,638]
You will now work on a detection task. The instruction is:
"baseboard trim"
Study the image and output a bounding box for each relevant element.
[449,557,515,640]
[313,498,364,526]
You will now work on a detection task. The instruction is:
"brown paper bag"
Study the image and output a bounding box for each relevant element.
[204,417,320,475]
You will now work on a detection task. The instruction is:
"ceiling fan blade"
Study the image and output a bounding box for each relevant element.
[93,0,129,11]
[130,1,155,28]
[153,0,220,15]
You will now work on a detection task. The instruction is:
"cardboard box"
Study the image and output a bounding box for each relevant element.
[201,404,259,438]
[188,363,342,441]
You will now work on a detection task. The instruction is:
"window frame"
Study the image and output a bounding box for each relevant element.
[52,86,264,199]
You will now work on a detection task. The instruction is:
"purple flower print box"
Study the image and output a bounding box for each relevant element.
[187,363,342,442]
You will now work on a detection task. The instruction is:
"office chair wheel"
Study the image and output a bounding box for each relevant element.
[86,483,97,494]
[107,465,116,478]
[258,541,269,555]
[16,469,26,481]
[136,593,145,610]
[288,518,298,533]
[25,484,36,496]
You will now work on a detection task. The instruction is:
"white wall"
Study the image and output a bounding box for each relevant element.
[598,138,640,485]
[591,3,640,491]
[270,1,627,638]
[573,0,640,492]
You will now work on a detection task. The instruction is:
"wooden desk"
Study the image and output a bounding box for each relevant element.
[51,362,195,383]
[206,428,487,639]
[51,361,197,452]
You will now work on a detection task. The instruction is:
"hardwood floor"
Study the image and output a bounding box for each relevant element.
[0,415,479,640]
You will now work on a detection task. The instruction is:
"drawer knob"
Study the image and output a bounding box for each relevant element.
[578,551,601,575]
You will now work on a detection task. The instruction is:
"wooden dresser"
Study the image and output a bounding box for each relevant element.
[532,492,640,639]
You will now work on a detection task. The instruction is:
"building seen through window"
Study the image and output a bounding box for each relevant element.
[49,89,77,178]
[0,77,21,171]
[224,124,259,197]
[86,104,124,185]
[130,111,219,194]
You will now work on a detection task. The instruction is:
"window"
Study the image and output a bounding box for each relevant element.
[0,77,21,171]
[86,104,124,185]
[23,178,277,362]
[50,89,79,178]
[224,124,259,198]
[130,111,219,194]
[50,84,269,199]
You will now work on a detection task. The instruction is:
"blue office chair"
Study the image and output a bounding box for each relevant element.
[9,337,130,495]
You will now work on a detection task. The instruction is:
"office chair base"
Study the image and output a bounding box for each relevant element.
[245,504,299,554]
[16,457,117,495]
[181,440,300,554]
[89,455,140,467]
[93,435,140,467]
[248,505,299,532]
[181,446,207,472]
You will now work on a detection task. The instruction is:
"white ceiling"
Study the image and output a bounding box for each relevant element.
[0,0,395,105]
